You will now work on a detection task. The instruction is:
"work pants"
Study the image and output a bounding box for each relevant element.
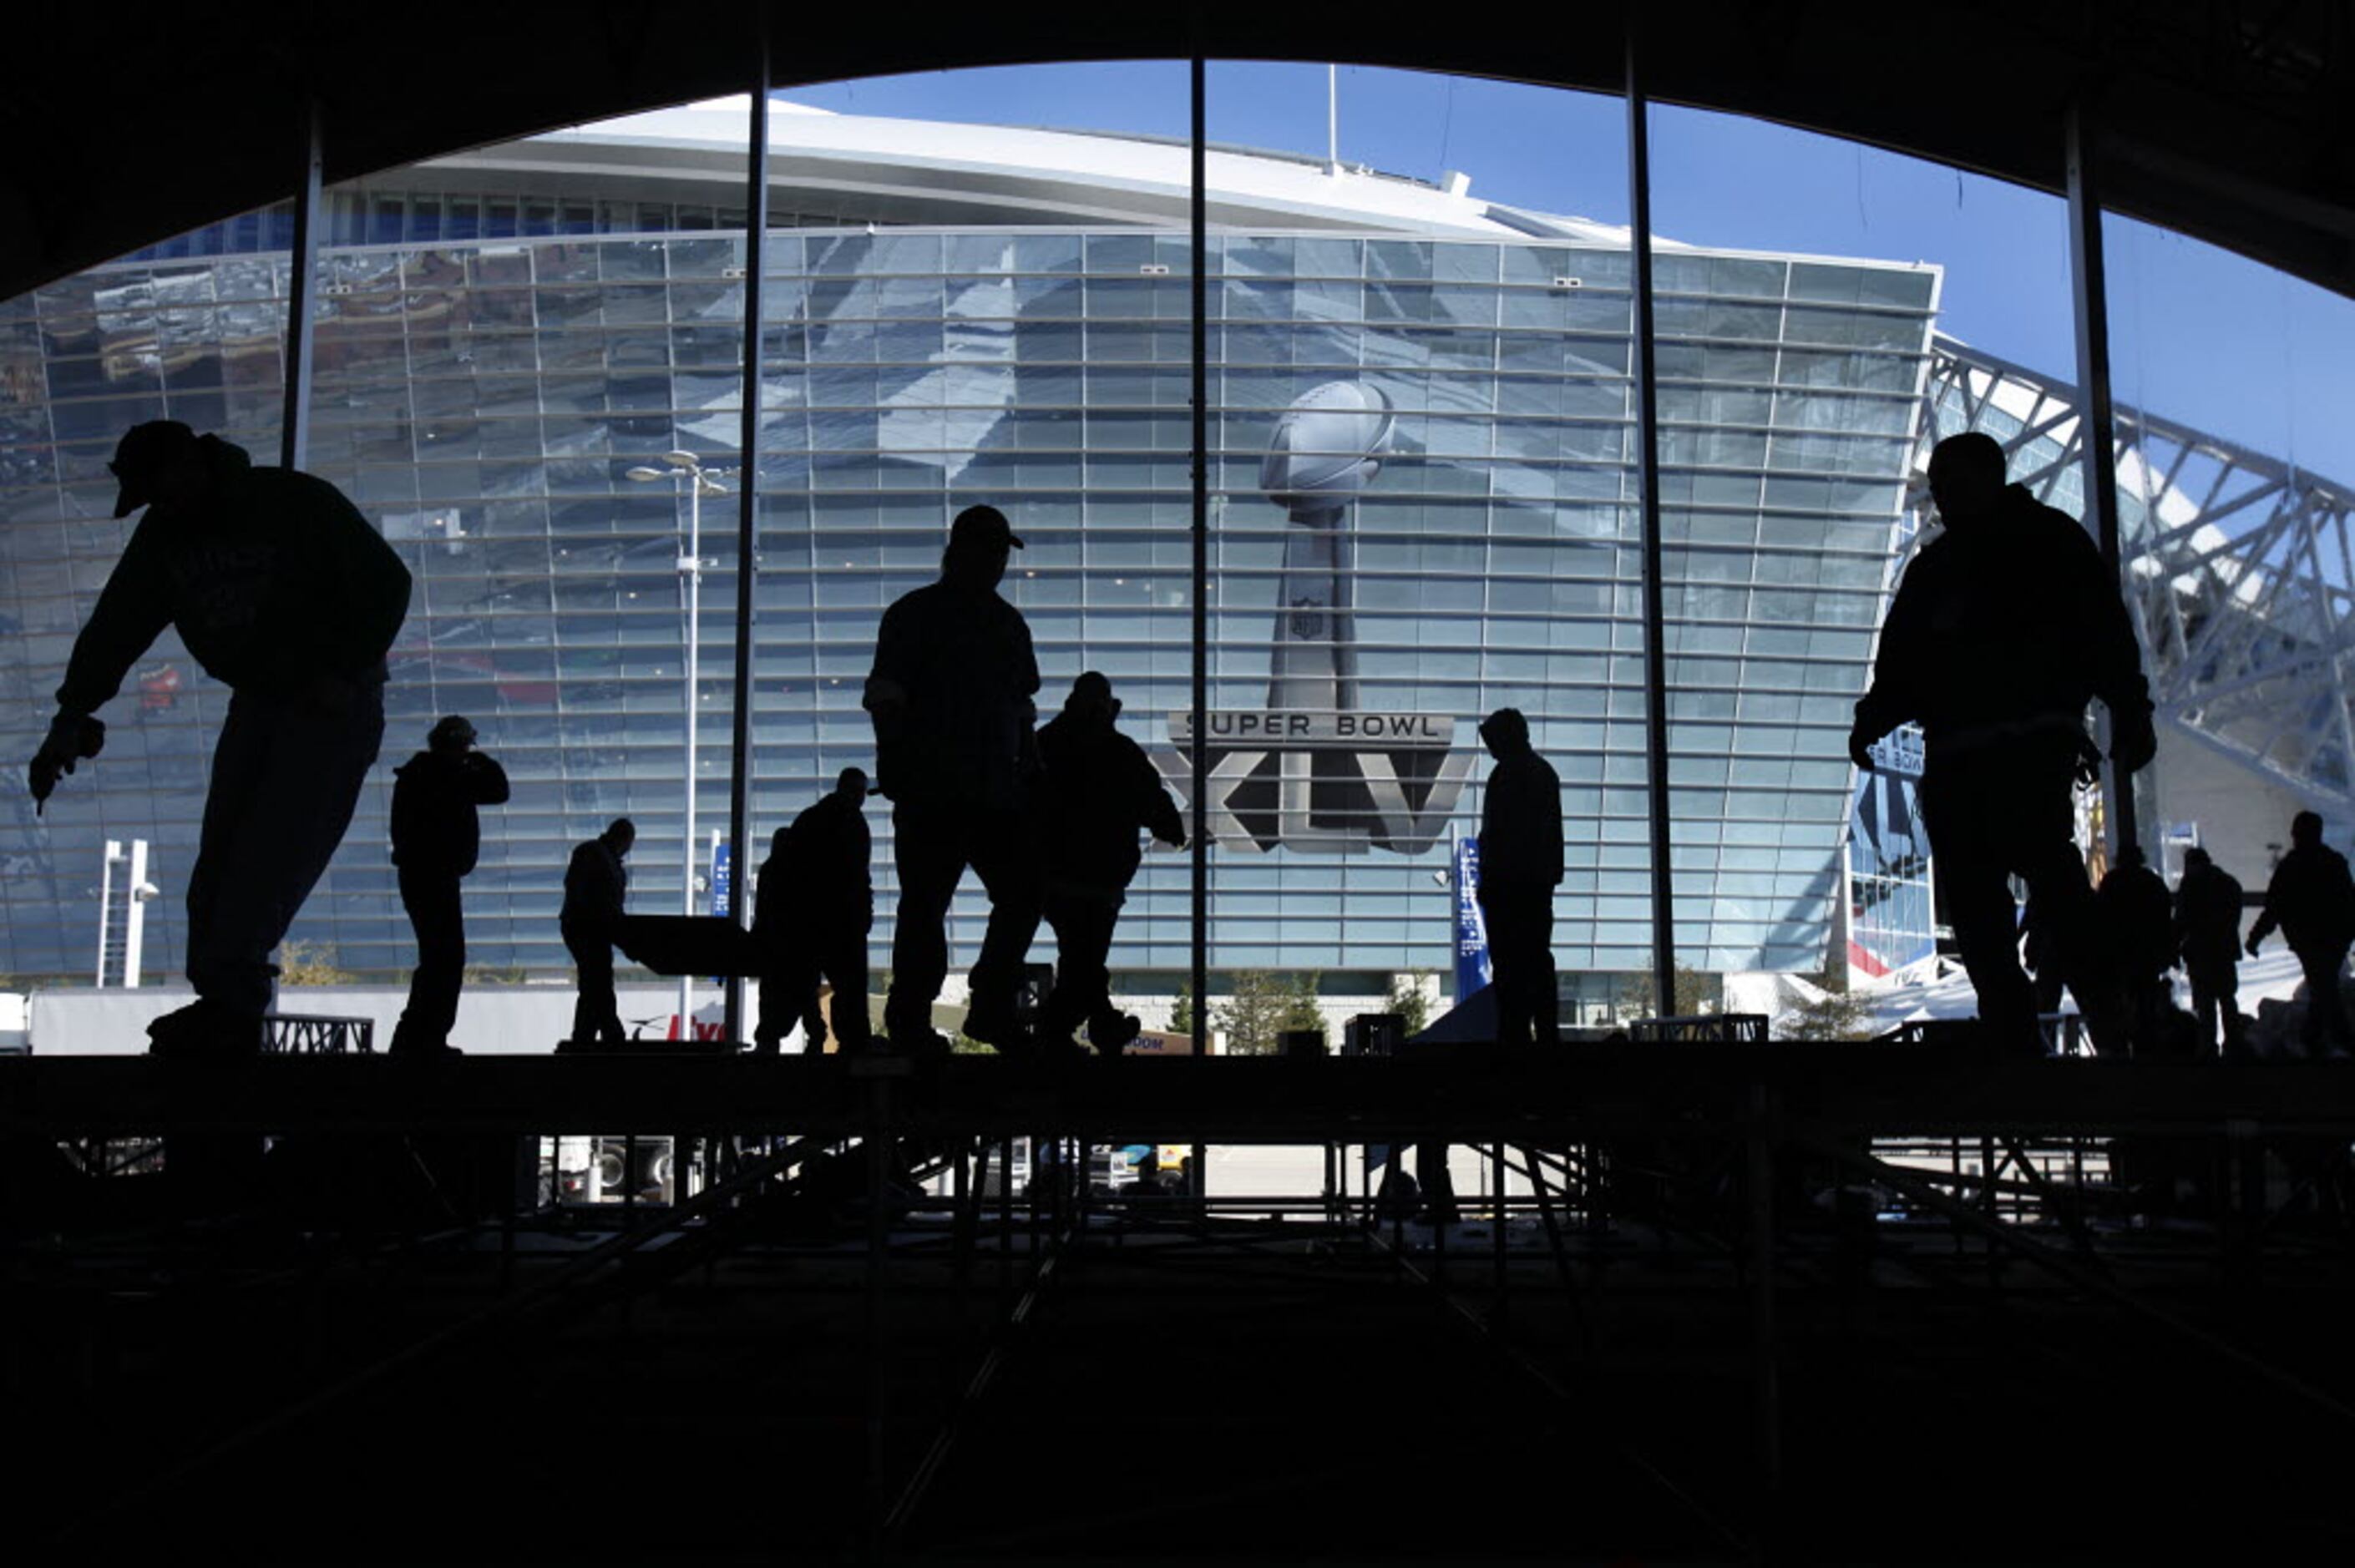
[2297,943,2355,1055]
[1480,878,1559,1046]
[564,918,625,1047]
[185,682,384,1018]
[757,923,872,1053]
[1040,884,1123,1043]
[392,866,465,1052]
[886,799,1040,1038]
[1919,732,2108,1054]
[2185,960,2243,1057]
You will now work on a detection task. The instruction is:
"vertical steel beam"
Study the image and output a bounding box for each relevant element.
[1189,56,1210,1061]
[279,93,322,473]
[1625,33,1679,1012]
[723,23,771,1044]
[2066,99,2139,860]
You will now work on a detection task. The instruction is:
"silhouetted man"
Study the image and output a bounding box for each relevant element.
[1850,432,2155,1055]
[2246,811,2355,1058]
[1035,673,1185,1054]
[752,767,875,1055]
[2175,846,2246,1057]
[26,420,410,1057]
[1477,707,1564,1046]
[2097,844,2175,1057]
[387,716,509,1057]
[864,504,1041,1055]
[560,818,635,1050]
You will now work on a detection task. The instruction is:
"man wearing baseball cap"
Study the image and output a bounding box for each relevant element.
[387,716,511,1056]
[864,503,1043,1055]
[28,421,412,1057]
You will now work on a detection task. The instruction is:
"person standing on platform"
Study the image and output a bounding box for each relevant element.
[752,767,875,1055]
[1035,673,1186,1055]
[27,420,411,1058]
[387,715,509,1057]
[1849,432,2155,1055]
[560,818,635,1051]
[864,504,1042,1056]
[2246,810,2355,1058]
[2174,846,2246,1057]
[2096,844,2175,1057]
[1476,707,1564,1046]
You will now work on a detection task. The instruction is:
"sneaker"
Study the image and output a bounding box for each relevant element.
[1088,1013,1142,1052]
[147,1001,264,1060]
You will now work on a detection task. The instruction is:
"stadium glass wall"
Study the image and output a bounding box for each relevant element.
[0,210,1935,984]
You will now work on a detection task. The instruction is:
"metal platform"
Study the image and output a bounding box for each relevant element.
[11,1044,2355,1142]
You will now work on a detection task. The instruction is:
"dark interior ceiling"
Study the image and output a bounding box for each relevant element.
[6,2,2352,304]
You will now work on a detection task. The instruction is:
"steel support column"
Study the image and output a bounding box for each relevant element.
[1625,32,1679,1009]
[2066,98,2139,859]
[279,94,322,473]
[723,25,771,1044]
[1189,54,1211,1111]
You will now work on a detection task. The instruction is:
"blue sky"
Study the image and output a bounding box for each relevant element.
[781,60,2355,484]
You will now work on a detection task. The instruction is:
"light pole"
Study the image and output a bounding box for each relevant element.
[627,450,728,1033]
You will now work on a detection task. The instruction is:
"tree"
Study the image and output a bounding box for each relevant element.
[1615,963,1715,1021]
[1385,969,1434,1036]
[1168,979,1194,1036]
[1214,969,1292,1056]
[278,940,355,986]
[1278,970,1324,1039]
[1781,989,1872,1041]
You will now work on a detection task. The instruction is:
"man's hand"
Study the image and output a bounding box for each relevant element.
[1847,726,1877,774]
[1156,825,1188,851]
[28,713,104,812]
[2246,933,2264,960]
[2109,701,2158,775]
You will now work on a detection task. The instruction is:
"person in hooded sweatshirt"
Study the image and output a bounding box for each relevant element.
[1035,673,1185,1054]
[28,421,410,1057]
[387,716,509,1056]
[1849,431,2155,1056]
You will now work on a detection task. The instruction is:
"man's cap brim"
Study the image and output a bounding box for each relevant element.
[111,484,143,518]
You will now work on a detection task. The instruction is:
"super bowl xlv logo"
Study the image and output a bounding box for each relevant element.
[1157,378,1471,852]
[1160,710,1471,854]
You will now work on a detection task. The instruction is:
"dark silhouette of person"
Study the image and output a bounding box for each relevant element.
[752,767,875,1055]
[864,504,1041,1055]
[2246,810,2355,1058]
[2174,845,2246,1057]
[560,818,635,1050]
[387,716,509,1056]
[26,420,410,1058]
[1849,432,2155,1055]
[1476,707,1564,1046]
[1035,673,1185,1054]
[2096,844,2175,1057]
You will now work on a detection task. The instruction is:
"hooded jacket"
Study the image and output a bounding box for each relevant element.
[753,792,873,934]
[389,750,511,878]
[55,435,411,714]
[1854,483,2145,752]
[1036,710,1183,893]
[1478,748,1565,889]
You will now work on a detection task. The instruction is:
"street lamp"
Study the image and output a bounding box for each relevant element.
[627,452,729,1033]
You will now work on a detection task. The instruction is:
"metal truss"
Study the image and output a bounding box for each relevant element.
[1918,338,2355,819]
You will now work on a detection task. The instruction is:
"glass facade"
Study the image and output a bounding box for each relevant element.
[0,167,1937,984]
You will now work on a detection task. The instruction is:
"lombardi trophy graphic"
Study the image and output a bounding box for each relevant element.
[1261,382,1392,839]
[1164,380,1469,854]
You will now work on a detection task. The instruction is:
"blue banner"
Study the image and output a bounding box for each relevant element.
[710,837,732,922]
[1453,835,1492,999]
